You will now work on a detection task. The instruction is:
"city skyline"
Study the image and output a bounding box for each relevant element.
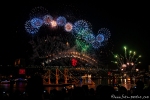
[0,1,150,69]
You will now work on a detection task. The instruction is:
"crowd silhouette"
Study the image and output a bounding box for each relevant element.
[0,74,150,100]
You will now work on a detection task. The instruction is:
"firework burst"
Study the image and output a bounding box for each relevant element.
[112,46,141,71]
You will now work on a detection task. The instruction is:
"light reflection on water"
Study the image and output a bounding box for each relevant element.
[0,78,139,93]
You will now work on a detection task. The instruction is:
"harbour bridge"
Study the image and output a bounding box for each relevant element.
[27,62,107,85]
[42,67,99,86]
[36,49,107,85]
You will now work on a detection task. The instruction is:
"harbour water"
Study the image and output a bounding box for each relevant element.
[0,78,140,93]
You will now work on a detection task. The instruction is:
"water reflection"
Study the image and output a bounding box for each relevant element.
[0,78,141,93]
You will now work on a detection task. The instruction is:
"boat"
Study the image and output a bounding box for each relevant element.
[0,80,10,84]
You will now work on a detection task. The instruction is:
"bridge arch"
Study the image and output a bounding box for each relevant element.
[40,51,98,67]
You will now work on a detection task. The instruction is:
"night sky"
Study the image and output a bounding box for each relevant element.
[1,1,150,69]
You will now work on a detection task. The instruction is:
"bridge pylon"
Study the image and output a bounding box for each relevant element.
[64,68,69,84]
[56,68,59,84]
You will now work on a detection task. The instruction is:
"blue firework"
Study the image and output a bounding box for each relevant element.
[56,16,67,26]
[43,14,53,25]
[30,17,43,29]
[98,28,111,41]
[92,40,101,49]
[96,34,104,42]
[84,33,95,43]
[25,20,39,34]
[73,20,89,34]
